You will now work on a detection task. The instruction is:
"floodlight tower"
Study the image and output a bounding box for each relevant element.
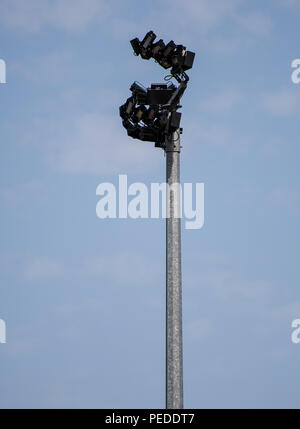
[120,31,195,409]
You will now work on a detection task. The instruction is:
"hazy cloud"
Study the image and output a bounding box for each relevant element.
[199,89,243,114]
[186,319,213,341]
[185,251,272,300]
[262,89,300,116]
[0,180,47,212]
[236,11,272,36]
[169,0,240,33]
[278,0,300,12]
[54,112,158,175]
[268,186,300,217]
[24,257,65,280]
[0,0,109,33]
[86,251,160,286]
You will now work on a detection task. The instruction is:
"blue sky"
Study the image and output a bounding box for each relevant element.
[0,0,300,408]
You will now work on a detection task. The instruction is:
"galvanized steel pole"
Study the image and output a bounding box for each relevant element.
[165,130,183,409]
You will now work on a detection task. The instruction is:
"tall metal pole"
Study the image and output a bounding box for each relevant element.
[165,129,183,409]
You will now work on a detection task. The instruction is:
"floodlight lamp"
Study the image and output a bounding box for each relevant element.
[171,45,186,68]
[130,37,141,56]
[127,123,141,139]
[119,96,135,120]
[130,81,147,104]
[157,110,170,128]
[151,39,165,58]
[169,111,182,131]
[141,31,156,49]
[163,40,176,58]
[182,51,195,71]
[140,31,156,59]
[129,31,195,81]
[143,106,159,125]
[139,127,161,142]
[146,84,175,105]
[132,105,147,123]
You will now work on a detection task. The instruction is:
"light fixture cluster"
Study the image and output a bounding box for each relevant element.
[130,31,195,81]
[120,82,182,146]
[120,30,195,147]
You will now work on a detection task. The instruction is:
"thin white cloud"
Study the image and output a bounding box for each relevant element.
[199,89,243,114]
[271,300,300,323]
[262,89,300,116]
[54,112,159,175]
[185,251,272,299]
[0,0,273,57]
[12,51,74,84]
[0,0,109,33]
[142,0,273,60]
[268,186,300,217]
[278,0,300,12]
[0,180,47,211]
[186,319,213,341]
[259,138,285,159]
[24,257,65,280]
[0,0,48,33]
[21,251,159,285]
[87,251,160,286]
[188,269,272,299]
[202,36,244,55]
[162,0,272,40]
[188,122,233,146]
[170,0,240,34]
[50,0,108,32]
[236,11,272,37]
